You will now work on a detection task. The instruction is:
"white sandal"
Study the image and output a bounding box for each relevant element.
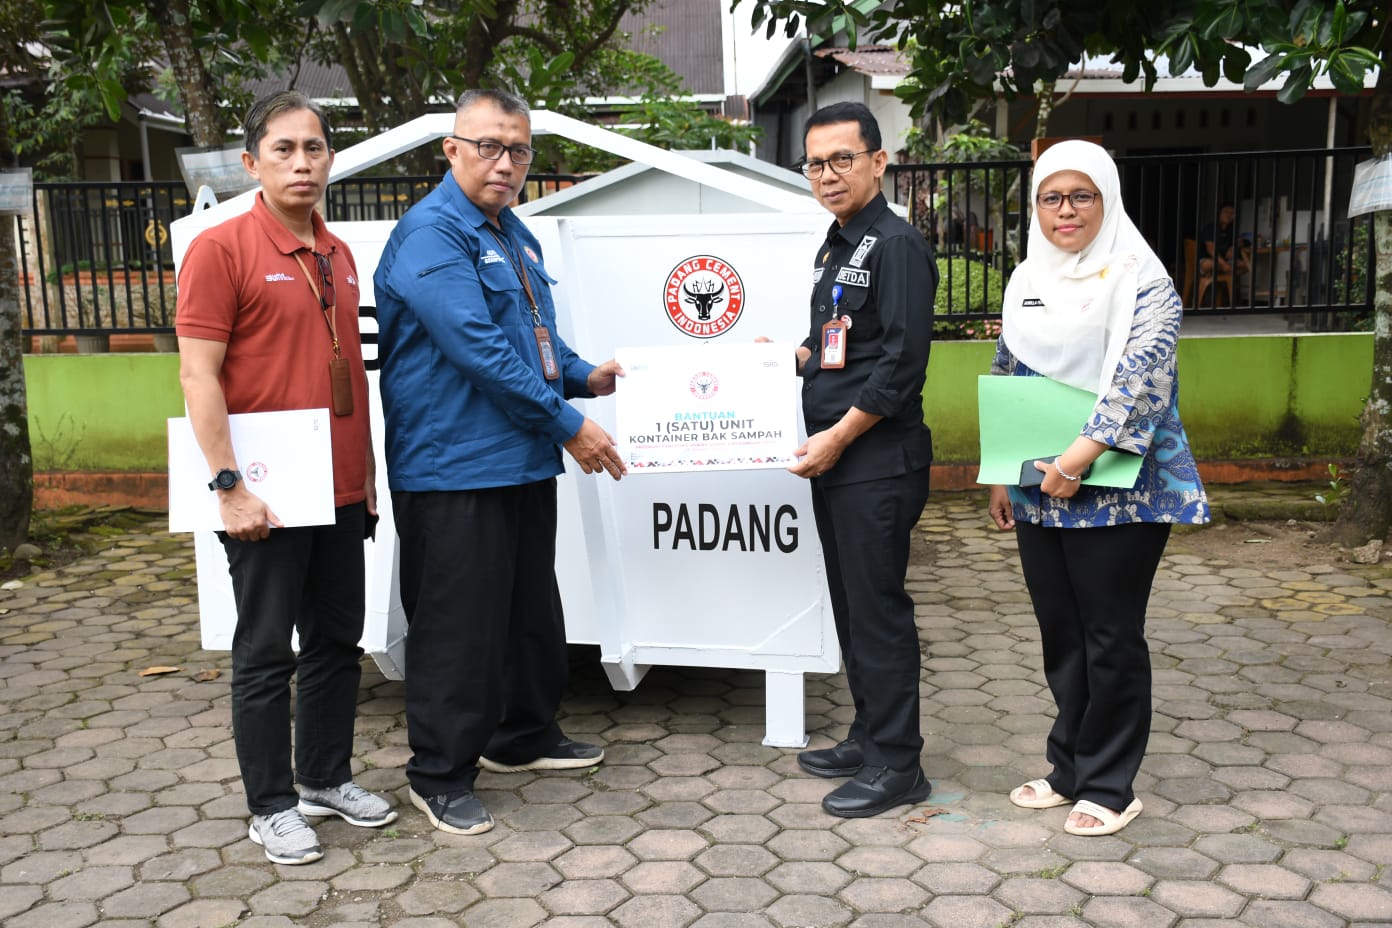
[1064,798,1143,836]
[1009,778,1071,809]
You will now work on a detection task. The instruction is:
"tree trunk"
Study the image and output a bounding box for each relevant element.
[1035,81,1055,139]
[144,0,228,147]
[0,216,29,552]
[333,24,379,137]
[0,89,31,549]
[333,23,436,174]
[1327,56,1392,545]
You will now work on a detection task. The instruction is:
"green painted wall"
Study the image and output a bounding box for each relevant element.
[923,341,998,464]
[25,333,1371,472]
[923,333,1370,463]
[24,354,184,471]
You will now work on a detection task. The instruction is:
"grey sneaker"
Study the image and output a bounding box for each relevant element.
[297,781,398,828]
[248,808,323,865]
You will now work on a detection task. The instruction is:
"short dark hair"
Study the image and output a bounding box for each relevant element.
[804,102,881,152]
[456,88,530,118]
[243,91,332,157]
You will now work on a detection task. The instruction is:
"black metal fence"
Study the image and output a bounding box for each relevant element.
[14,174,590,338]
[887,145,1376,335]
[15,150,1377,340]
[18,181,189,336]
[323,173,587,223]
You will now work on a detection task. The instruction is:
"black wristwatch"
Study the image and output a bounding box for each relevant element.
[208,468,242,492]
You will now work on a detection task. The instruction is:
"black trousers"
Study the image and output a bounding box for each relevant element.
[221,503,366,816]
[1015,520,1171,811]
[810,467,931,771]
[394,479,567,797]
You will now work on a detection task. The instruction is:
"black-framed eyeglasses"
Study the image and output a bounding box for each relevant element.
[799,150,872,179]
[1036,190,1100,211]
[313,251,335,309]
[449,134,536,165]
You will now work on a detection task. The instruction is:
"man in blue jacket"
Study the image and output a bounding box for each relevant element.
[375,88,626,836]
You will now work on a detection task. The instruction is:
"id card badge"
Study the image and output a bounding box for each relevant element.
[328,357,355,416]
[534,326,561,381]
[820,318,847,369]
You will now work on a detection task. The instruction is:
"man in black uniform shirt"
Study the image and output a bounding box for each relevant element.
[789,101,937,818]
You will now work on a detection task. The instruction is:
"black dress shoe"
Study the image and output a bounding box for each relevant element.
[822,765,931,818]
[797,738,864,778]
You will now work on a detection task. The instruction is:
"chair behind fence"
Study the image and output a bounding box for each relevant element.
[886,145,1375,335]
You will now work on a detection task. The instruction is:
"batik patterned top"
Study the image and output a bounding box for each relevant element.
[992,279,1211,528]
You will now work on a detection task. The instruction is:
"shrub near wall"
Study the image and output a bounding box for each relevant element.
[933,256,1004,341]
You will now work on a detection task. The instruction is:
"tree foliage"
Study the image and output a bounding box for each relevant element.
[296,0,756,172]
[545,49,762,173]
[38,0,299,149]
[31,0,754,171]
[739,0,1383,126]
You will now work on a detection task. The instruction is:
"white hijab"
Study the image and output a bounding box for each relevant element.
[1001,140,1169,396]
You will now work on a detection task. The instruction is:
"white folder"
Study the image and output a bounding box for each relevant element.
[168,408,335,532]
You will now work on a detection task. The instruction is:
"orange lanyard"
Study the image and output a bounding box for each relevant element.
[292,251,341,359]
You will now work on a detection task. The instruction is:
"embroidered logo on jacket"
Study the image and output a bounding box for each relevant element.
[264,272,294,282]
[849,235,878,268]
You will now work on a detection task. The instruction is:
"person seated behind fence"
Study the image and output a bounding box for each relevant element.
[1199,204,1252,282]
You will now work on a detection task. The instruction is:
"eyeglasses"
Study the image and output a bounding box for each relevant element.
[313,251,335,309]
[449,135,536,165]
[1036,190,1100,211]
[799,150,872,179]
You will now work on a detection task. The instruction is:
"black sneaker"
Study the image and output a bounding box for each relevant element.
[408,787,494,835]
[797,738,864,778]
[478,737,605,773]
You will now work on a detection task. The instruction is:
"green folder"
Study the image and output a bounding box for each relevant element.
[976,375,1146,488]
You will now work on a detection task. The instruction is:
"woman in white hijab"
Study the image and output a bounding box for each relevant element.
[986,140,1209,836]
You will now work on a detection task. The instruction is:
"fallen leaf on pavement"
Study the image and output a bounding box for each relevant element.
[138,666,181,677]
[192,669,221,682]
[906,807,949,824]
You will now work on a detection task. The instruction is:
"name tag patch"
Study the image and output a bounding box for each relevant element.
[1022,297,1044,307]
[835,267,870,287]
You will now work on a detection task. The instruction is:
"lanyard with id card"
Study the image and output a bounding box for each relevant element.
[485,224,560,381]
[820,283,851,369]
[293,250,354,416]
